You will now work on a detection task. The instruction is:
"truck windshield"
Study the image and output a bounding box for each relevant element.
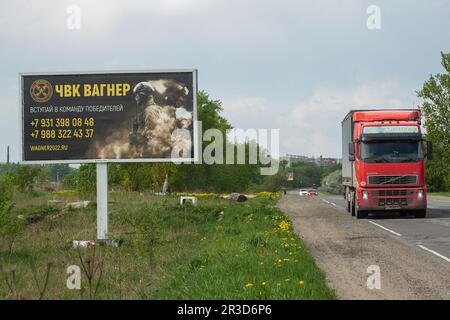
[361,141,424,163]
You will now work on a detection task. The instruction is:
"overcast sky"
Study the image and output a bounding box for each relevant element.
[1,0,449,162]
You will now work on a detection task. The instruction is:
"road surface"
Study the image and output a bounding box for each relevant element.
[279,193,450,299]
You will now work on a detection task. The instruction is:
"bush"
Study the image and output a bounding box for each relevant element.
[320,170,344,195]
[64,164,96,197]
[14,165,45,192]
[15,204,60,225]
[0,175,23,254]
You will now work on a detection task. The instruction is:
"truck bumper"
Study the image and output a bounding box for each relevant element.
[357,187,427,212]
[358,204,426,211]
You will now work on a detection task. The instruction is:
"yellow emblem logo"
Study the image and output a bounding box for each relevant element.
[30,79,53,103]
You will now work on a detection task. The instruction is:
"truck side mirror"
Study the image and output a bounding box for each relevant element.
[427,141,433,160]
[348,142,355,161]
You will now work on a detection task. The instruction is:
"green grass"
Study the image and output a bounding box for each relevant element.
[0,191,336,300]
[429,192,450,197]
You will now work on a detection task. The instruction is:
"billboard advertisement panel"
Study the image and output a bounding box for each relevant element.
[287,172,294,181]
[20,70,198,163]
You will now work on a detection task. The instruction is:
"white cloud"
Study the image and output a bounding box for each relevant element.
[218,80,417,157]
[222,95,269,121]
[147,0,211,15]
[277,80,415,158]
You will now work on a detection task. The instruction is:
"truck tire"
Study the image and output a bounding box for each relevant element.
[350,191,356,216]
[354,196,368,219]
[345,189,350,212]
[355,208,368,219]
[414,210,426,218]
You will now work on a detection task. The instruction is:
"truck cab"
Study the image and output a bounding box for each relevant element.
[342,110,432,219]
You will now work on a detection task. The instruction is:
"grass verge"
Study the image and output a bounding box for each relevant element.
[0,191,336,300]
[429,192,450,197]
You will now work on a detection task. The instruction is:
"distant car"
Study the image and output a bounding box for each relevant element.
[308,189,318,196]
[299,189,309,196]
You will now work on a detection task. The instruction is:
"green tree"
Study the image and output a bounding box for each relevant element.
[197,90,232,136]
[320,170,344,195]
[0,174,23,255]
[171,91,235,192]
[64,164,96,197]
[46,164,72,182]
[417,52,450,191]
[260,162,323,192]
[13,165,43,192]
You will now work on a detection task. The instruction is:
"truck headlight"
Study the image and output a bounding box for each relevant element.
[362,191,369,201]
[417,190,424,201]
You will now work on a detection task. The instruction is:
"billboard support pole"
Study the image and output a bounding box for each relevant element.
[96,162,108,240]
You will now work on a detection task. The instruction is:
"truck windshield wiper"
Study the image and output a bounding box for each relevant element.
[398,157,417,162]
[372,157,390,163]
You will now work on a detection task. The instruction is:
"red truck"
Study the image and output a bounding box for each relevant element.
[342,109,432,219]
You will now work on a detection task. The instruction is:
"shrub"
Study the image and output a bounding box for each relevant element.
[0,176,22,254]
[320,170,344,195]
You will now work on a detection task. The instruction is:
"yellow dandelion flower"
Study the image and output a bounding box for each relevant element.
[298,280,304,285]
[244,283,253,289]
[278,220,290,231]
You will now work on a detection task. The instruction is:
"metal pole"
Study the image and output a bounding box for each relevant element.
[96,163,108,240]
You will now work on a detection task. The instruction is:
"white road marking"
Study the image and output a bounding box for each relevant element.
[322,199,330,204]
[368,220,402,237]
[417,245,450,263]
[330,202,337,206]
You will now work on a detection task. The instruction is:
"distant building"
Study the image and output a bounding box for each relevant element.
[281,154,341,168]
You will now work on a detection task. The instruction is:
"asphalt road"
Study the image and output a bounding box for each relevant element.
[279,192,450,299]
[318,193,450,261]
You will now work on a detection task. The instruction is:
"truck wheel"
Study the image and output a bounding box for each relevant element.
[350,192,355,216]
[345,189,350,212]
[356,208,368,219]
[355,198,368,219]
[414,210,426,218]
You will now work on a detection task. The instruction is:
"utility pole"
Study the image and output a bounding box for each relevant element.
[7,146,10,164]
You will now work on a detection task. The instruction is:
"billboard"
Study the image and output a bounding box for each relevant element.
[20,70,198,163]
[287,172,294,181]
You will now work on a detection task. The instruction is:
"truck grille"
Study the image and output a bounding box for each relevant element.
[371,189,415,206]
[376,198,410,206]
[372,190,414,196]
[368,175,417,185]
